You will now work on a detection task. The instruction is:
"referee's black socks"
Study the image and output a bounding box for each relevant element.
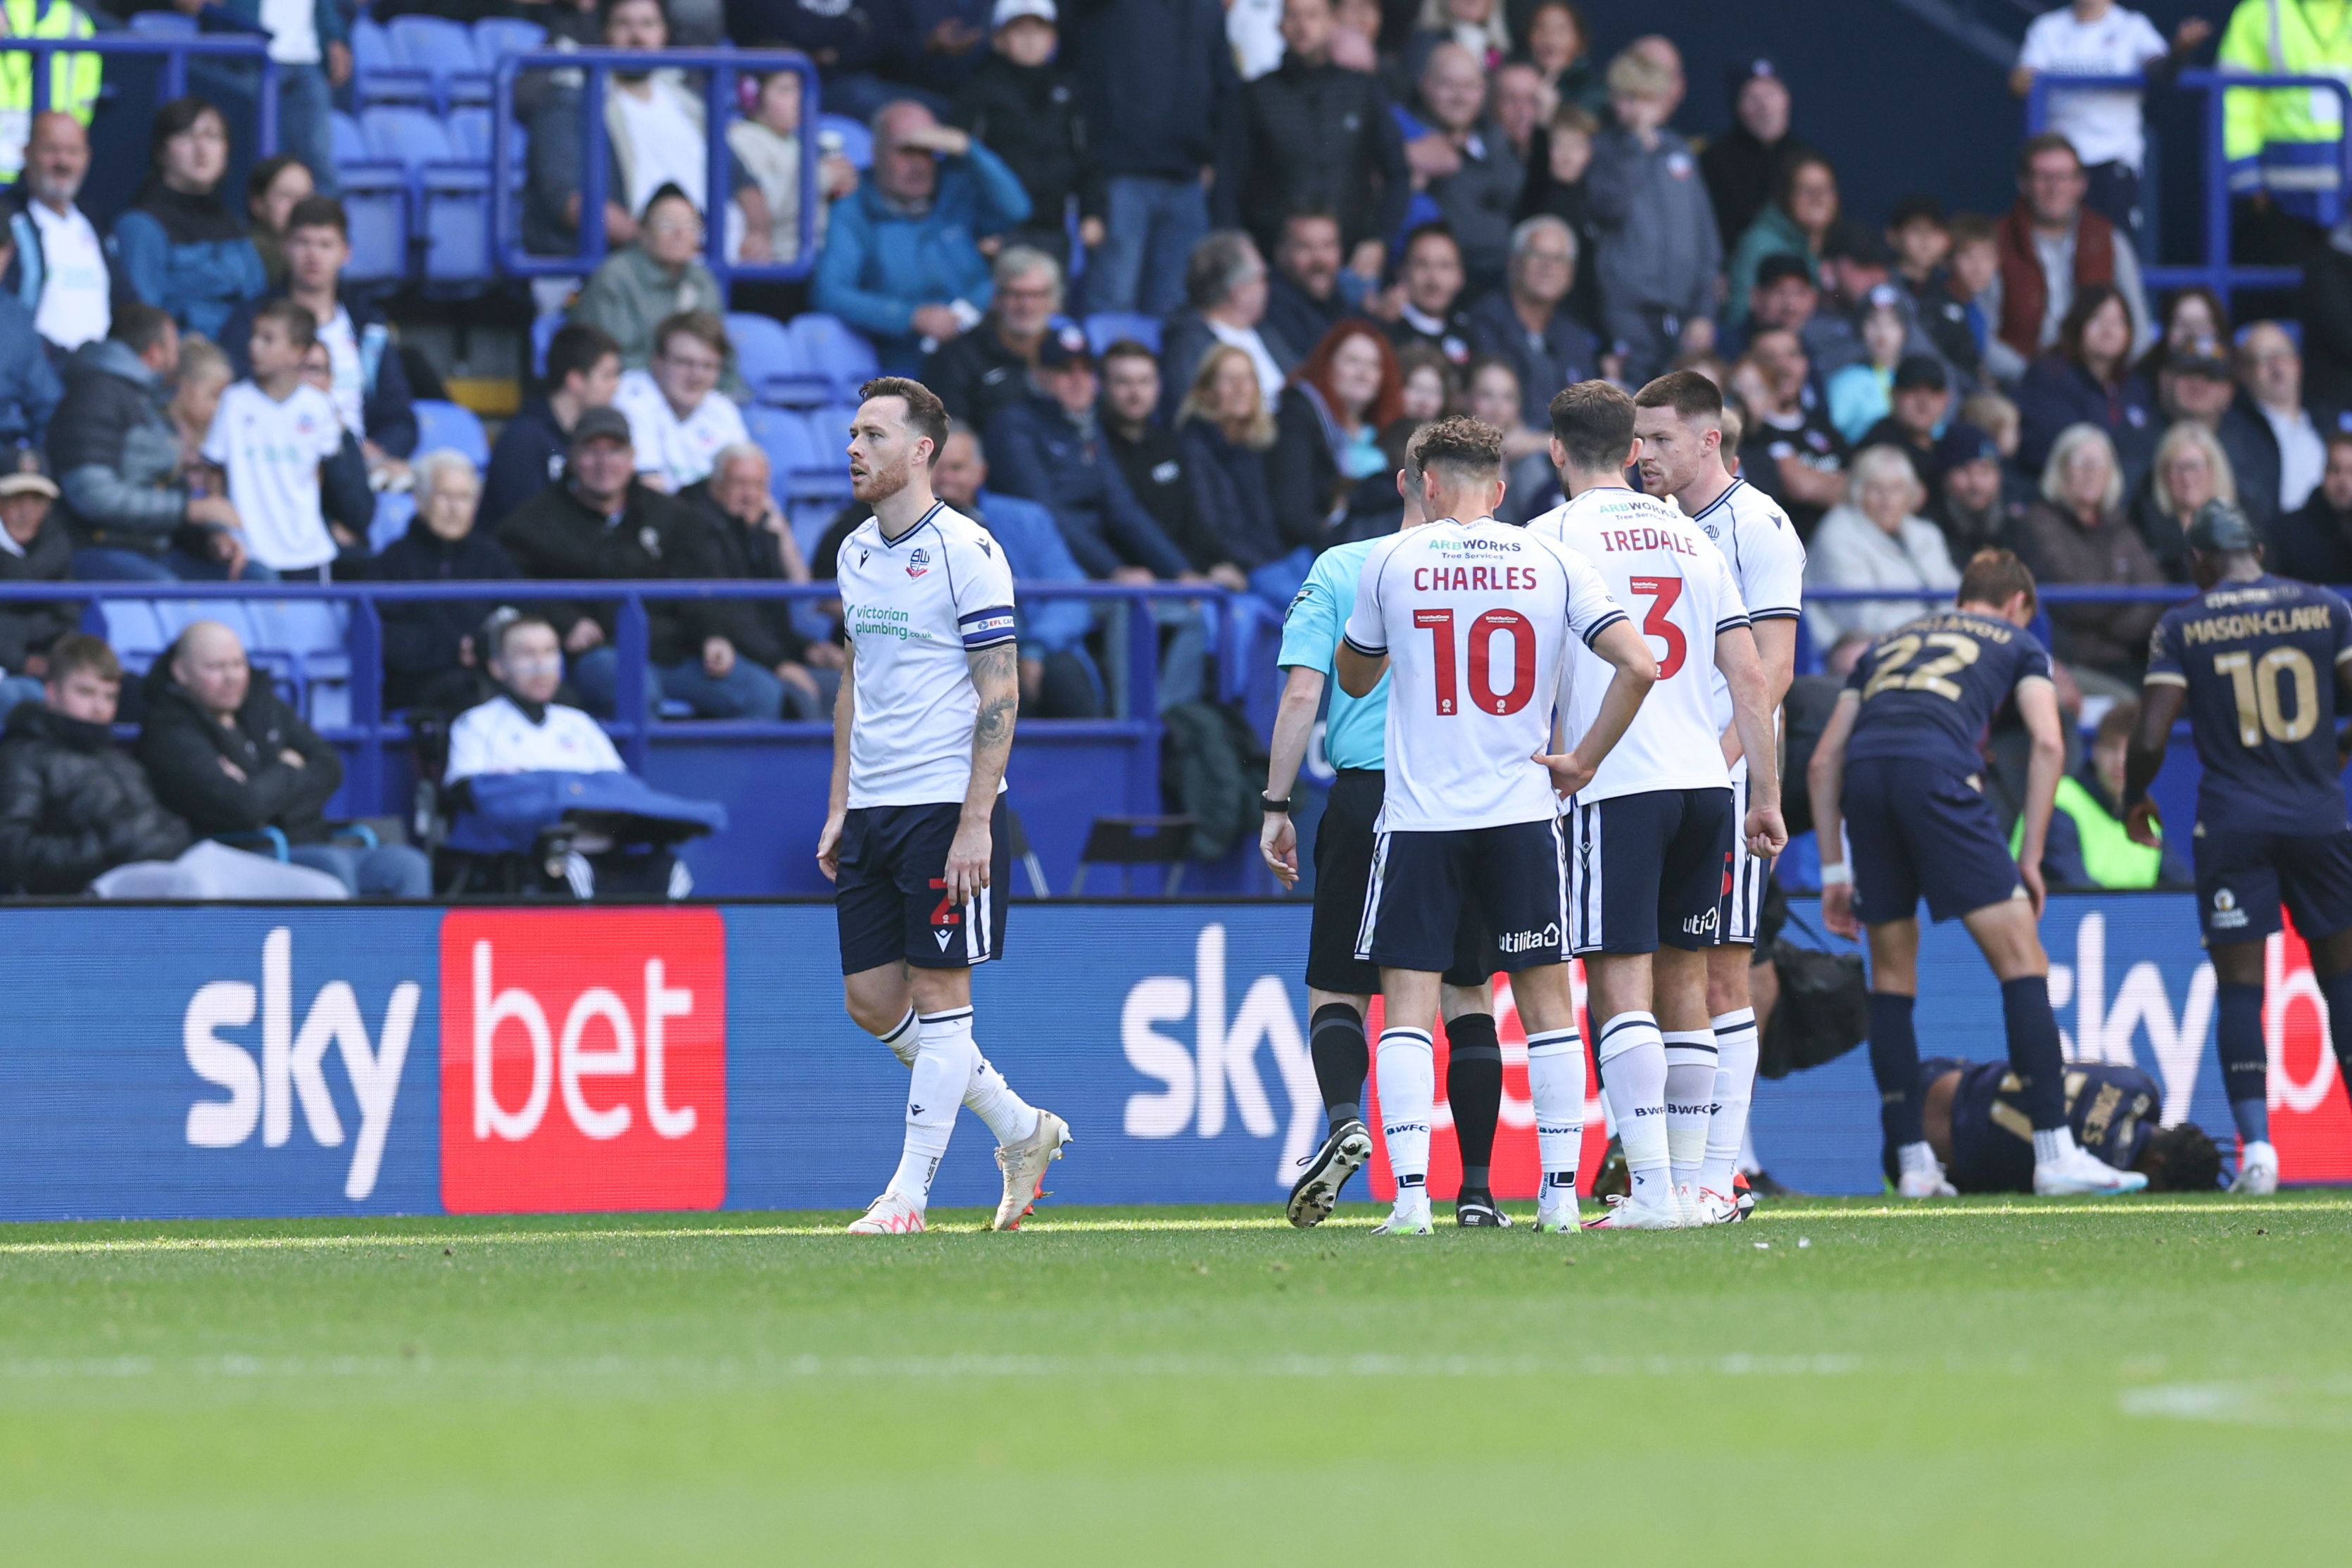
[1446,1013,1502,1194]
[1311,1004,1370,1132]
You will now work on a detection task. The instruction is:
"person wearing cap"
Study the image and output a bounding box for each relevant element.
[2124,495,2352,1197]
[2151,343,2277,527]
[1586,42,1721,385]
[948,0,1105,270]
[1723,151,1836,334]
[495,406,784,721]
[1856,355,1955,477]
[1982,132,2151,385]
[1703,59,1818,273]
[0,472,73,718]
[1925,421,2024,558]
[2270,429,2352,584]
[2014,282,2156,481]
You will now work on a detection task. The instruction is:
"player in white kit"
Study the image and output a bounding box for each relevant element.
[818,377,1071,1234]
[1528,381,1788,1229]
[1633,372,1806,1221]
[1336,417,1661,1236]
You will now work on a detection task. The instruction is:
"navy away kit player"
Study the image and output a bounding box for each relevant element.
[819,377,1071,1235]
[2125,500,2352,1195]
[1530,381,1788,1229]
[1809,549,2146,1197]
[1919,1059,2221,1194]
[1335,416,1661,1237]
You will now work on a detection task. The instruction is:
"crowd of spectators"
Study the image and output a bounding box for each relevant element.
[12,0,2352,897]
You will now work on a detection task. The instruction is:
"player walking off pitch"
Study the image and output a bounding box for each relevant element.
[819,377,1071,1234]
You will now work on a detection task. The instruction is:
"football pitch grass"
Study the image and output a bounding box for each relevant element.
[3,1196,2347,1564]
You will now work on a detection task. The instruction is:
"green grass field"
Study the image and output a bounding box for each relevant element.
[2,1195,2346,1564]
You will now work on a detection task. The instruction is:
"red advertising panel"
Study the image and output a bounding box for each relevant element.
[441,909,727,1213]
[2268,923,2352,1183]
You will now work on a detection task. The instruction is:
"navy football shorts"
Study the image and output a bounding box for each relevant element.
[1310,769,1497,994]
[1561,785,1735,955]
[1356,816,1566,974]
[2191,825,2352,947]
[1842,756,2022,925]
[834,797,1012,974]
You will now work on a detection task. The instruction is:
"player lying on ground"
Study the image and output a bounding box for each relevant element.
[1531,381,1788,1229]
[1335,416,1659,1237]
[2125,500,2352,1195]
[1917,1057,2222,1194]
[1264,461,1519,1229]
[1633,374,1805,1218]
[1811,548,2145,1197]
[819,376,1071,1234]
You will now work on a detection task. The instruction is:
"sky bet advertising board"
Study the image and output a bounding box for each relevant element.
[0,896,2344,1221]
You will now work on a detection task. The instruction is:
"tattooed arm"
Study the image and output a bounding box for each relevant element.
[945,641,1019,904]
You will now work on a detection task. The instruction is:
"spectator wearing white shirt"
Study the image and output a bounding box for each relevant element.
[201,300,344,578]
[2224,320,2331,521]
[2011,3,2211,240]
[1157,230,1297,421]
[446,614,626,784]
[610,310,748,492]
[2,113,122,355]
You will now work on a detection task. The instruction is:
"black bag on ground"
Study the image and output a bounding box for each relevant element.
[1159,700,1269,861]
[1759,903,1869,1080]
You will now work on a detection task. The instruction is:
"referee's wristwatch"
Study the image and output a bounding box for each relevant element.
[1261,793,1293,815]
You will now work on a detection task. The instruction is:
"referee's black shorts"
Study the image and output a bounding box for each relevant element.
[1307,769,1495,994]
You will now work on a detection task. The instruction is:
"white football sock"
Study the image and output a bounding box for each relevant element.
[1662,1028,1716,1189]
[1737,1123,1761,1176]
[1376,1027,1435,1199]
[874,1007,920,1068]
[1700,1008,1759,1195]
[1526,1028,1586,1198]
[1898,1141,1941,1177]
[1597,1012,1670,1206]
[885,1011,979,1206]
[870,1008,1040,1146]
[2032,1125,2080,1167]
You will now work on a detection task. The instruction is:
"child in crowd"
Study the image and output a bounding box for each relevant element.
[727,69,857,267]
[202,301,346,580]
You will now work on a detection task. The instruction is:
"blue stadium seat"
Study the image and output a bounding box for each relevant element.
[1086,311,1162,356]
[127,11,195,36]
[741,405,798,507]
[818,113,872,170]
[245,600,353,727]
[472,16,548,68]
[99,601,168,671]
[389,15,488,109]
[785,313,879,405]
[727,310,824,407]
[334,112,411,285]
[413,400,491,467]
[351,18,433,109]
[369,491,417,553]
[361,108,495,286]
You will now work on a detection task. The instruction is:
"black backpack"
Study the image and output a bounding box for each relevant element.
[1159,700,1269,861]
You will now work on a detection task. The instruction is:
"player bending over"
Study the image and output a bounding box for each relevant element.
[1632,374,1805,1219]
[1811,549,2143,1197]
[2125,501,2352,1195]
[1531,381,1788,1229]
[1264,452,1518,1228]
[1335,416,1659,1237]
[1919,1058,2220,1194]
[819,377,1071,1234]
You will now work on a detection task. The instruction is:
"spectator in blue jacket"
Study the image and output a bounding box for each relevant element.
[110,99,267,344]
[812,99,1031,375]
[0,291,62,467]
[1063,0,1237,317]
[183,0,349,198]
[933,422,1103,716]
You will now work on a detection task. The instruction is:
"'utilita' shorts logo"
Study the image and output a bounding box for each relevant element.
[440,909,727,1213]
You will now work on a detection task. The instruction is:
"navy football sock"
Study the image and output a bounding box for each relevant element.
[2216,982,2271,1145]
[1866,992,1924,1151]
[1445,1013,1502,1191]
[1311,1004,1370,1132]
[2000,975,2068,1132]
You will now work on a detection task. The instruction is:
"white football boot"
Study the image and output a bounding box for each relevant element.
[2232,1141,2279,1196]
[846,1191,926,1234]
[1580,1194,1683,1230]
[1534,1190,1580,1233]
[1685,1187,1744,1226]
[1371,1194,1435,1236]
[2032,1145,2149,1196]
[991,1110,1073,1231]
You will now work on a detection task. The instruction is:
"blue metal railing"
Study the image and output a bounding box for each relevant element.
[491,46,819,292]
[2025,69,2352,308]
[0,33,279,153]
[0,578,1238,816]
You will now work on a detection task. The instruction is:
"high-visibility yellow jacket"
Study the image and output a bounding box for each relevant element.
[0,0,101,182]
[2220,0,2352,223]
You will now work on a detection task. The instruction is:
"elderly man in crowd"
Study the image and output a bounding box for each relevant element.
[2,112,124,355]
[137,620,432,896]
[1403,42,1524,293]
[1159,229,1297,419]
[0,634,191,895]
[1469,215,1597,428]
[1984,132,2150,383]
[679,441,841,719]
[812,99,1032,374]
[370,450,521,712]
[924,246,1067,429]
[2222,322,2333,526]
[612,310,748,492]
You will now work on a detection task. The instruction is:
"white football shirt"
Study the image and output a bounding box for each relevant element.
[1342,516,1625,833]
[446,695,625,782]
[612,369,750,491]
[2018,4,2167,170]
[1683,475,1805,735]
[1530,486,1751,802]
[201,380,344,571]
[838,500,1018,809]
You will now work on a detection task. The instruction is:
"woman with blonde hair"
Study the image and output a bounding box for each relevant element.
[2017,422,2167,682]
[1178,345,1304,600]
[1802,443,1961,670]
[2133,420,2237,580]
